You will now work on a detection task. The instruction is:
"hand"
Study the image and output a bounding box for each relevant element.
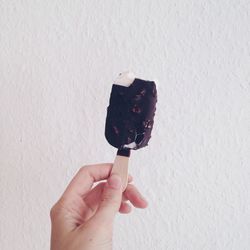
[50,163,148,250]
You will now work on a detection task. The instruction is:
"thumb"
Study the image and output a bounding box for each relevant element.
[93,174,122,224]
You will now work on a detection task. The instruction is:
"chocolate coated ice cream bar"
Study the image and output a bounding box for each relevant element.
[105,72,157,190]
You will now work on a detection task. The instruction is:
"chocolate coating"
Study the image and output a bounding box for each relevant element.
[105,78,157,150]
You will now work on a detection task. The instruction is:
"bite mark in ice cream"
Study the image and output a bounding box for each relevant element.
[114,71,135,87]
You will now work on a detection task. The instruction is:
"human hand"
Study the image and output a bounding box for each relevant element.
[50,163,148,250]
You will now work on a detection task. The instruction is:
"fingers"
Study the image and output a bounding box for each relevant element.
[120,183,148,213]
[123,184,148,208]
[119,202,132,214]
[81,172,147,224]
[85,177,147,216]
[62,163,113,199]
[84,174,133,214]
[91,174,123,224]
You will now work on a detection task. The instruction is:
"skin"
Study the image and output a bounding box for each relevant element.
[50,163,148,250]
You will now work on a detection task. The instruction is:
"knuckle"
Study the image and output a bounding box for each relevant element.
[49,204,58,219]
[79,165,88,174]
[49,199,65,220]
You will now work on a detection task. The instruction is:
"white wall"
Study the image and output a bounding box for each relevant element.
[0,1,250,249]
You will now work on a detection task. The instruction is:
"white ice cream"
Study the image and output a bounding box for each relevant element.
[114,71,135,87]
[123,141,137,149]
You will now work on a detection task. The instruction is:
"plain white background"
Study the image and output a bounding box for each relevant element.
[0,1,250,249]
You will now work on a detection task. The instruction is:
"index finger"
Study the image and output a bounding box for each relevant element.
[62,163,113,199]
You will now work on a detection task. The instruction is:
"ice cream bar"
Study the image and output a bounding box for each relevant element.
[105,71,157,190]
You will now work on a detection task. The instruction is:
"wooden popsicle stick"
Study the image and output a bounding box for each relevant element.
[111,154,129,192]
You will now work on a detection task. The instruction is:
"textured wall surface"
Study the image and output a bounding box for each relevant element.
[0,1,250,249]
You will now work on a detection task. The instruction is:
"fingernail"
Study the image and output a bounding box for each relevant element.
[107,174,122,190]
